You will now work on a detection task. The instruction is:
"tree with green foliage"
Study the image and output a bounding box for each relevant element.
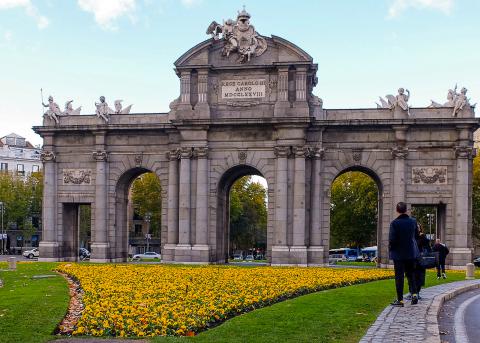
[0,171,43,239]
[330,171,378,249]
[131,172,162,236]
[229,176,267,253]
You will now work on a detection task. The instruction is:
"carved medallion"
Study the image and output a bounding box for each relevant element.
[412,167,447,185]
[352,149,362,162]
[238,150,247,163]
[92,150,108,161]
[63,169,92,185]
[134,154,143,167]
[40,151,55,162]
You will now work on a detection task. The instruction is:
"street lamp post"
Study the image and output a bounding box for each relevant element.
[0,202,4,255]
[144,212,152,253]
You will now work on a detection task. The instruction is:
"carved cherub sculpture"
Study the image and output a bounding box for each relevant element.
[64,100,81,115]
[430,85,457,108]
[114,100,133,114]
[42,95,62,124]
[452,87,469,117]
[376,88,410,113]
[396,88,410,111]
[95,96,113,122]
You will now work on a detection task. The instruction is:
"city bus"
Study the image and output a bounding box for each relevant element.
[328,248,359,263]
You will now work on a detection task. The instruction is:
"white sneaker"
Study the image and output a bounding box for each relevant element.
[442,273,447,279]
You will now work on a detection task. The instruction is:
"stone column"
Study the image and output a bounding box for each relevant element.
[272,146,289,264]
[308,147,325,265]
[164,149,179,261]
[193,146,209,262]
[38,150,58,261]
[91,149,109,262]
[292,146,307,265]
[451,145,473,266]
[391,146,408,216]
[176,147,193,261]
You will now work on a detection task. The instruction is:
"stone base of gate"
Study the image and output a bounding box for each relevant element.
[307,246,325,266]
[162,244,176,262]
[191,244,211,262]
[448,247,472,269]
[38,241,59,261]
[175,244,193,262]
[271,245,308,266]
[90,242,110,263]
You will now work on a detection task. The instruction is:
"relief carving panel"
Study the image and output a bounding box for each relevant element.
[63,169,92,185]
[412,166,447,185]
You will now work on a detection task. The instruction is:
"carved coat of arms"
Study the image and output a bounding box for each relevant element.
[207,8,267,63]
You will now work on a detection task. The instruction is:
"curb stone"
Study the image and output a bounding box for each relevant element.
[360,279,480,343]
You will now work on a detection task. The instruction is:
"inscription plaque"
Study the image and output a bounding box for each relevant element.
[221,79,266,99]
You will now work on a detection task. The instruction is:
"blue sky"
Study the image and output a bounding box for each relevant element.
[0,0,479,146]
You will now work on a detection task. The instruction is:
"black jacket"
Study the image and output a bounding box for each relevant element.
[389,213,420,261]
[433,243,449,262]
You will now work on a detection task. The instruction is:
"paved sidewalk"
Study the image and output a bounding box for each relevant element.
[360,279,480,343]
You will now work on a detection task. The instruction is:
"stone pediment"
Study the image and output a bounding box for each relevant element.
[174,35,313,69]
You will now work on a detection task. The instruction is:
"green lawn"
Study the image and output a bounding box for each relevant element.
[0,262,69,343]
[151,269,476,343]
[0,263,477,343]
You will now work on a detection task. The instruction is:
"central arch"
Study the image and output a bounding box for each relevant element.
[327,165,384,265]
[216,165,267,263]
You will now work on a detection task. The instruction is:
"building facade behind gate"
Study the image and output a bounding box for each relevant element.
[34,11,478,268]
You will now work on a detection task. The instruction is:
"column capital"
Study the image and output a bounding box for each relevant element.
[194,146,209,159]
[40,150,56,162]
[454,146,474,159]
[313,147,325,159]
[92,150,108,161]
[166,148,181,161]
[391,146,408,159]
[292,145,311,158]
[274,146,290,158]
[180,147,194,159]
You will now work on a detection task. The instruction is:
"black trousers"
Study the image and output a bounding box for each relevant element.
[393,259,417,301]
[437,260,446,277]
[414,265,426,293]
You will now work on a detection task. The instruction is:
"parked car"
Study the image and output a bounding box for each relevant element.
[79,248,90,260]
[233,254,243,260]
[23,248,39,259]
[474,257,480,267]
[132,252,161,260]
[245,254,254,261]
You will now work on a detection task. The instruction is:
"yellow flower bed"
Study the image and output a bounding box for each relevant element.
[56,264,393,337]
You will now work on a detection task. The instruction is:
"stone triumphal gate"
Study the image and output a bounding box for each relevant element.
[35,11,478,267]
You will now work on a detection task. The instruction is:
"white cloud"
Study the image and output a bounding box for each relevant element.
[4,29,12,41]
[388,0,454,18]
[181,0,202,8]
[77,0,136,30]
[0,0,49,29]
